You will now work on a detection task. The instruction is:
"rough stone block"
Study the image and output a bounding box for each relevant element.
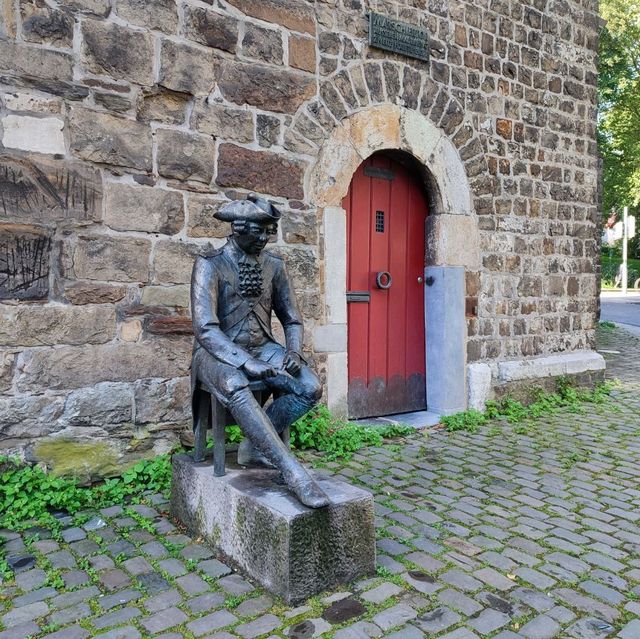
[425,214,481,269]
[241,23,283,65]
[71,235,151,283]
[289,35,316,73]
[152,240,211,285]
[105,183,184,234]
[0,153,102,224]
[62,382,133,428]
[1,0,17,38]
[0,351,14,393]
[139,284,190,308]
[115,0,178,34]
[191,102,254,142]
[3,91,62,113]
[0,304,116,346]
[171,454,376,604]
[156,129,215,183]
[270,246,318,291]
[159,39,220,96]
[63,282,127,305]
[226,0,315,35]
[2,115,64,155]
[70,108,152,171]
[66,0,110,16]
[217,144,306,199]
[81,19,155,85]
[218,61,315,114]
[182,6,238,53]
[16,339,191,391]
[133,377,190,424]
[0,40,73,82]
[138,88,190,124]
[1,395,65,440]
[20,1,74,46]
[186,195,230,239]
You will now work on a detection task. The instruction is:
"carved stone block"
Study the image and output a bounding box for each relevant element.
[0,154,102,224]
[0,224,51,300]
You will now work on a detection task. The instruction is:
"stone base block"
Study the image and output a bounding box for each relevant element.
[467,350,607,409]
[170,453,376,604]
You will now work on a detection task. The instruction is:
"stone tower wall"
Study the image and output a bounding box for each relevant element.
[0,0,600,475]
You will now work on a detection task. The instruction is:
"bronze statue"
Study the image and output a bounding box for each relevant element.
[190,195,330,508]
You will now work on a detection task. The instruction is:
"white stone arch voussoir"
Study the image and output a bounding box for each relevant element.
[308,104,478,418]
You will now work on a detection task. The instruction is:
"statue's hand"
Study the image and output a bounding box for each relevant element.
[283,350,302,375]
[242,358,277,380]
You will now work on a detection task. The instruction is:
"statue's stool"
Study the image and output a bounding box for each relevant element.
[193,380,290,476]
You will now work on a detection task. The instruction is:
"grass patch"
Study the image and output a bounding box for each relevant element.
[0,405,414,531]
[222,405,415,461]
[0,454,173,532]
[290,405,414,461]
[440,379,614,433]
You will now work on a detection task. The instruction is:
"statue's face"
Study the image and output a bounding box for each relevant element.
[234,221,277,255]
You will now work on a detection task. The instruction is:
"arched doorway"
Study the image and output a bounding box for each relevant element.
[342,152,429,418]
[309,105,479,418]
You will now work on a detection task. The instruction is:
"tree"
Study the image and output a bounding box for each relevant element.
[599,0,640,235]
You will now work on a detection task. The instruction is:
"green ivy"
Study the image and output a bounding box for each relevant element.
[0,455,173,532]
[0,406,415,531]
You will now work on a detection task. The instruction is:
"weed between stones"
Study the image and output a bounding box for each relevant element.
[0,405,413,533]
[441,378,615,433]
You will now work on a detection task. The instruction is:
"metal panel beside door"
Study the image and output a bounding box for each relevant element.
[343,154,428,419]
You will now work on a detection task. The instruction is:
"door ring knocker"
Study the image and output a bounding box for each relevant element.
[376,271,392,289]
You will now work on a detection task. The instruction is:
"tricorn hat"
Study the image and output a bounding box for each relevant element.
[215,194,282,223]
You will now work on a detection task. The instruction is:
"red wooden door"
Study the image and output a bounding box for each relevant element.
[343,154,428,419]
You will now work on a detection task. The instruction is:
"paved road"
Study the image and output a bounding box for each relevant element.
[600,292,640,328]
[1,327,640,638]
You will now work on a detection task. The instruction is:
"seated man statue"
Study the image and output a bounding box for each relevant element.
[190,194,330,509]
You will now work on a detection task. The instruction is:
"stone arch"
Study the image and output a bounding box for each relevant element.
[284,59,486,205]
[304,101,479,419]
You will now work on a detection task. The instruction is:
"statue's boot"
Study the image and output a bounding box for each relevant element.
[237,438,275,469]
[265,393,312,434]
[227,388,330,509]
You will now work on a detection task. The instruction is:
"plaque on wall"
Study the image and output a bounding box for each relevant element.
[368,13,430,62]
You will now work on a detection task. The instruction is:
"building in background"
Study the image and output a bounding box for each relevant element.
[0,0,603,476]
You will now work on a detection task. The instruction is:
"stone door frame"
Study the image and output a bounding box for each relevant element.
[308,105,480,418]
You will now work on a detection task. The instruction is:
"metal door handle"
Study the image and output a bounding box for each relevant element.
[376,271,392,289]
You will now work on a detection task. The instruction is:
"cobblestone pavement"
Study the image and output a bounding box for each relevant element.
[2,326,640,639]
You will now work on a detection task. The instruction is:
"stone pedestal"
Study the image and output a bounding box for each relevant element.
[170,453,376,604]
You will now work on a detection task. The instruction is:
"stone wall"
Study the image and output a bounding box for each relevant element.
[0,0,600,474]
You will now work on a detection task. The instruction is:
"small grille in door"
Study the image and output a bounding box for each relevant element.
[375,210,385,233]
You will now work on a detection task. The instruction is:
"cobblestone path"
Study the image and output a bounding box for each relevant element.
[2,327,640,639]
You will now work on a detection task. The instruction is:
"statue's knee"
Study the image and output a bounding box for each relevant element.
[219,373,249,398]
[302,370,322,404]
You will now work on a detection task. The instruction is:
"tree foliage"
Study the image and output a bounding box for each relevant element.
[599,0,640,217]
